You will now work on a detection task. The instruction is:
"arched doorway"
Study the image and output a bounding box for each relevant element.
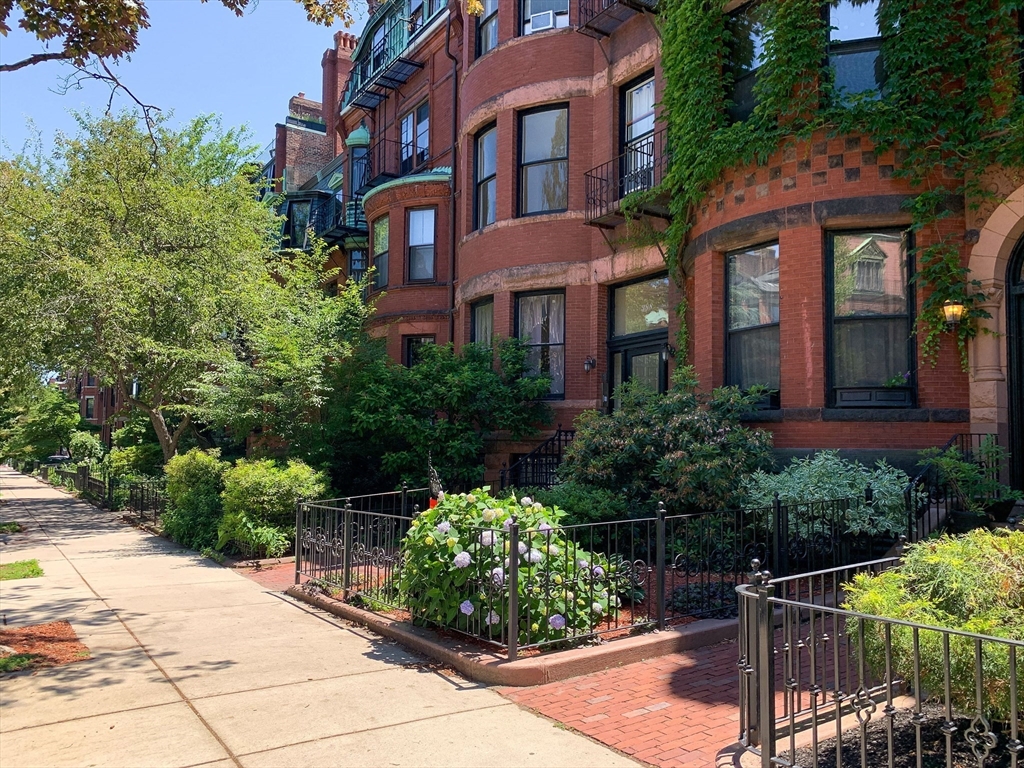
[1009,236,1024,489]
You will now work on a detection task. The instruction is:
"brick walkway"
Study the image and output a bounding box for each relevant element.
[235,560,299,591]
[501,642,741,768]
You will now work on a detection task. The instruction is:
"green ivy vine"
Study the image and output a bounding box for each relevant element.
[653,0,1024,369]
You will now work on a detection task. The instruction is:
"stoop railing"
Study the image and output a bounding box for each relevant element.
[499,426,576,491]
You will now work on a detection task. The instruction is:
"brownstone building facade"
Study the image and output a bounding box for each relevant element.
[277,0,1023,486]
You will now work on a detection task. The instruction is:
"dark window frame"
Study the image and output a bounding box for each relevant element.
[477,0,499,57]
[403,334,436,368]
[724,242,781,409]
[348,249,367,284]
[372,215,389,292]
[520,0,569,35]
[400,101,430,175]
[474,123,498,230]
[725,1,767,123]
[84,396,96,420]
[607,273,671,412]
[515,288,566,400]
[619,69,656,155]
[471,297,495,345]
[406,207,437,283]
[825,228,917,408]
[825,0,885,101]
[517,104,570,218]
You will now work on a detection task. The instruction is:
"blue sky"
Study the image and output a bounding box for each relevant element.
[0,0,367,156]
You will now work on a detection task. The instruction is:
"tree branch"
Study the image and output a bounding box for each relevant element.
[0,51,72,72]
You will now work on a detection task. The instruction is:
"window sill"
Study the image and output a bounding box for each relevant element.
[739,408,970,424]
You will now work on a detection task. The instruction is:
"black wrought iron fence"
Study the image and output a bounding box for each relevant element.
[124,479,167,519]
[737,560,1023,768]
[296,488,890,659]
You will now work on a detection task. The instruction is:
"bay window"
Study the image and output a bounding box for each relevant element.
[726,244,780,405]
[476,125,497,229]
[519,107,568,216]
[522,0,568,35]
[478,0,498,55]
[725,2,766,123]
[407,208,435,282]
[472,298,494,346]
[517,291,565,397]
[372,216,389,290]
[828,0,884,99]
[828,230,914,407]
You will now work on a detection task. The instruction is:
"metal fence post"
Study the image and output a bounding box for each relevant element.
[401,482,408,517]
[508,516,519,661]
[294,498,303,586]
[76,464,88,492]
[656,501,666,630]
[755,567,776,767]
[342,501,353,595]
[772,492,790,578]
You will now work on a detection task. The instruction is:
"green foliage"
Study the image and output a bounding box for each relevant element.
[68,431,104,463]
[744,450,912,537]
[658,0,1024,370]
[0,522,23,534]
[162,449,228,552]
[519,482,631,526]
[0,384,82,461]
[0,653,41,674]
[344,338,552,490]
[0,559,44,580]
[918,437,1023,514]
[101,444,164,480]
[217,458,326,557]
[559,372,773,514]
[844,529,1024,721]
[399,489,617,644]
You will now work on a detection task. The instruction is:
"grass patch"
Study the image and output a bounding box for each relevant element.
[0,560,44,580]
[0,521,24,534]
[0,653,42,674]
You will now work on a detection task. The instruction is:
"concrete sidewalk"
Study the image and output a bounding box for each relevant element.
[0,467,638,768]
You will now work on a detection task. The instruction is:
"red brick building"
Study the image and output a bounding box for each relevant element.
[61,372,125,446]
[278,0,1023,487]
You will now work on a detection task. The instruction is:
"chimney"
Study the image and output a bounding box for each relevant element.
[324,32,359,154]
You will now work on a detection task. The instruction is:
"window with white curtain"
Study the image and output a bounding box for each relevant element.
[517,292,565,397]
[472,298,494,346]
[407,208,435,282]
[726,243,780,404]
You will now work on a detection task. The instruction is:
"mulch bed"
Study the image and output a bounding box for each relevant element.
[0,620,91,675]
[784,703,1018,768]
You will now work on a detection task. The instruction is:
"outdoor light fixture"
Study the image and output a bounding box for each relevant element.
[942,299,965,328]
[661,344,676,363]
[583,356,596,372]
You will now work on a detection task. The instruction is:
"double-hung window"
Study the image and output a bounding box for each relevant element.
[84,397,95,420]
[827,0,884,100]
[475,125,497,229]
[400,102,429,174]
[522,0,568,34]
[519,107,568,216]
[727,244,781,406]
[622,75,656,196]
[517,292,565,397]
[725,2,767,123]
[828,230,914,407]
[407,208,436,282]
[372,216,389,291]
[471,298,494,346]
[478,0,498,55]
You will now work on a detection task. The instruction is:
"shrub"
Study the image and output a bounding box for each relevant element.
[399,488,619,646]
[217,458,326,557]
[559,374,773,514]
[102,444,164,480]
[520,482,632,526]
[844,529,1024,722]
[743,451,912,538]
[69,431,104,463]
[918,438,1023,514]
[162,449,228,551]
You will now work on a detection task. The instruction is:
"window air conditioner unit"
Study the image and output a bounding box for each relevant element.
[530,10,555,31]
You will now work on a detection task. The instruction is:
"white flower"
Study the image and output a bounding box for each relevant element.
[484,610,501,626]
[577,558,589,569]
[520,496,533,506]
[481,508,498,523]
[479,530,497,547]
[437,491,445,501]
[526,548,543,563]
[592,602,604,615]
[538,522,552,533]
[436,521,451,534]
[532,502,543,511]
[453,551,472,568]
[491,567,505,586]
[517,541,528,555]
[547,544,560,556]
[466,494,477,503]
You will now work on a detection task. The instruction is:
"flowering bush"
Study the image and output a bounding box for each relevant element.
[398,488,620,646]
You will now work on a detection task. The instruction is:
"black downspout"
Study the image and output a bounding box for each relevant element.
[444,8,459,345]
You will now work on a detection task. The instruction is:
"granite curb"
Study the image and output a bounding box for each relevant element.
[285,584,736,687]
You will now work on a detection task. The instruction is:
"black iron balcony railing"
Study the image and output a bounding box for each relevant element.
[309,193,368,243]
[577,0,658,38]
[357,137,430,193]
[584,127,669,227]
[343,6,435,111]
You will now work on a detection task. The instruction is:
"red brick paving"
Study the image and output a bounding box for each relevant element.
[240,562,744,767]
[501,642,741,768]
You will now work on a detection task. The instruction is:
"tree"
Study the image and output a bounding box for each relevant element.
[0,0,356,73]
[0,111,354,462]
[0,383,83,461]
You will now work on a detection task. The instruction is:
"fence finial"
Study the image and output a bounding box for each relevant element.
[896,534,907,556]
[656,500,666,517]
[413,504,420,516]
[865,484,874,503]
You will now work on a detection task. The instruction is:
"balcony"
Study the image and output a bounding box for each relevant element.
[342,12,432,111]
[356,137,430,194]
[577,0,658,38]
[309,193,368,243]
[584,128,669,228]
